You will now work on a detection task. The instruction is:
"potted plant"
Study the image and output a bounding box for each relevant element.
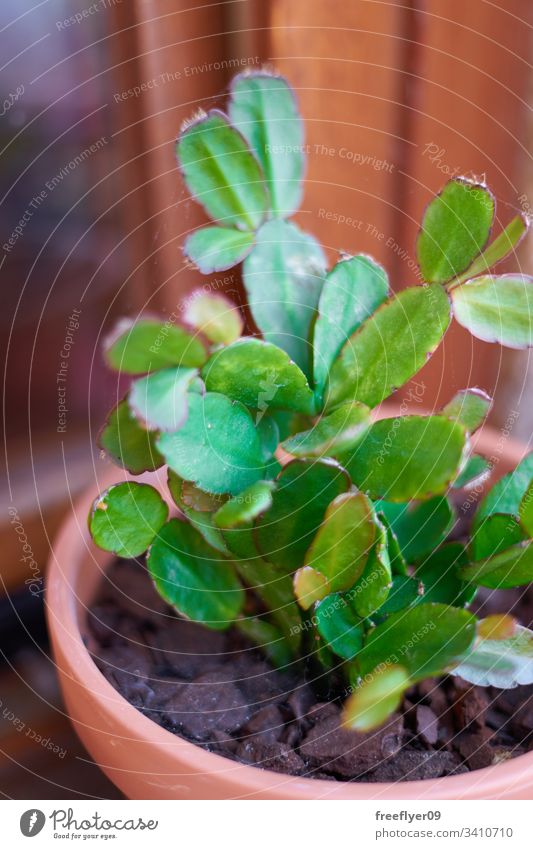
[47,72,533,800]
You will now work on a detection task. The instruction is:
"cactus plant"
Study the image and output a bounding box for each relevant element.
[89,71,533,734]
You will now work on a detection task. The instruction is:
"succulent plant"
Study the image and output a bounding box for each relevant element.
[89,71,533,732]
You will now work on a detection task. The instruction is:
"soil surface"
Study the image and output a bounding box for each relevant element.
[89,559,533,783]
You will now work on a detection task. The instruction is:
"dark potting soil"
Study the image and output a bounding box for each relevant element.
[88,558,533,783]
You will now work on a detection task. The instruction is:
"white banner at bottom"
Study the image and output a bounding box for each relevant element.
[2,799,532,848]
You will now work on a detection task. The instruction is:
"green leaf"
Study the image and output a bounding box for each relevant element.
[520,482,533,536]
[415,543,477,607]
[442,388,492,432]
[242,219,327,376]
[236,617,294,667]
[304,492,376,592]
[236,560,302,649]
[350,517,392,617]
[176,110,268,230]
[451,274,533,349]
[376,496,455,562]
[357,602,477,679]
[344,415,467,502]
[157,392,264,495]
[229,72,304,218]
[255,459,350,572]
[89,482,168,557]
[313,255,389,400]
[375,575,423,616]
[104,319,207,374]
[452,454,491,489]
[458,541,533,588]
[214,479,275,559]
[470,513,526,561]
[475,452,533,522]
[326,284,451,409]
[256,415,280,462]
[342,664,410,732]
[147,519,244,629]
[182,509,230,555]
[451,624,533,688]
[456,214,529,283]
[202,338,315,415]
[293,566,330,609]
[214,479,275,528]
[183,291,243,345]
[98,399,164,474]
[183,226,254,274]
[379,513,408,576]
[315,594,364,660]
[129,367,198,431]
[281,401,371,459]
[416,178,494,283]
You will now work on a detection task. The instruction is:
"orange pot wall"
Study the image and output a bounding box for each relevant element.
[46,427,533,800]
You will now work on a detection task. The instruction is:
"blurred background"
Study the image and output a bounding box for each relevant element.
[1,0,532,798]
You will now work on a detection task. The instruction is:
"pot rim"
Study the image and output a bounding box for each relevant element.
[46,428,533,799]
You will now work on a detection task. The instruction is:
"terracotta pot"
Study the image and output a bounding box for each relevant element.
[46,425,532,799]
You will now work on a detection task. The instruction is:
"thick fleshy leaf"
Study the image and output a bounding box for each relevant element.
[453,454,491,490]
[475,452,533,522]
[98,399,164,474]
[442,388,492,432]
[374,575,423,617]
[350,517,392,617]
[520,482,533,536]
[242,219,327,376]
[202,338,315,415]
[451,624,533,688]
[89,482,168,558]
[183,291,243,345]
[183,226,254,273]
[315,594,364,660]
[214,479,275,528]
[376,496,455,562]
[176,109,268,230]
[451,274,533,349]
[326,284,451,409]
[157,392,264,495]
[415,543,477,607]
[281,402,371,459]
[416,178,494,283]
[129,367,198,431]
[229,72,304,218]
[236,560,302,649]
[304,492,376,592]
[236,617,294,668]
[458,541,533,588]
[293,566,330,610]
[104,318,207,374]
[182,509,230,555]
[470,513,526,561]
[456,214,529,283]
[257,415,280,462]
[255,459,350,572]
[313,255,388,400]
[147,519,244,630]
[379,513,408,576]
[214,480,275,559]
[357,602,477,679]
[343,415,467,502]
[342,665,410,732]
[180,480,227,512]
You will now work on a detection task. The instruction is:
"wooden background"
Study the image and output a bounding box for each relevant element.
[1,0,533,798]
